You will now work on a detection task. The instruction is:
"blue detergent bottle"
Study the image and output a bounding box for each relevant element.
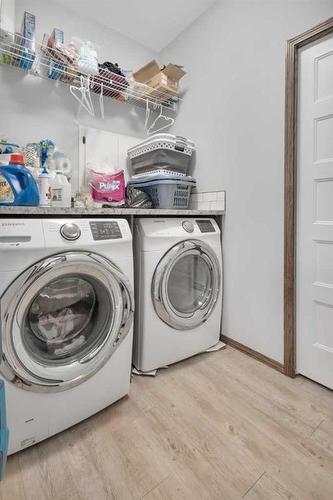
[0,153,40,206]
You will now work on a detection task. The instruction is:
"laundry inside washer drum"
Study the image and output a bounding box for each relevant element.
[24,275,112,363]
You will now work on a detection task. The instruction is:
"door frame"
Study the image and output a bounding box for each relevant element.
[284,17,333,377]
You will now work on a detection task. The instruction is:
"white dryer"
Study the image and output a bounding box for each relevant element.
[0,218,134,454]
[133,218,222,372]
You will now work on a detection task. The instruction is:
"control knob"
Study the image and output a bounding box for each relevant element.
[182,221,194,233]
[60,223,81,241]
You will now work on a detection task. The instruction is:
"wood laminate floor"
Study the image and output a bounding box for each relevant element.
[1,347,333,500]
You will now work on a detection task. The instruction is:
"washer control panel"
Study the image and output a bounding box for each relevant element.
[89,221,122,240]
[60,223,81,241]
[196,220,216,233]
[182,220,194,233]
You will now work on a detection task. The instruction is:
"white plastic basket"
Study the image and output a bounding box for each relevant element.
[132,169,186,179]
[127,134,195,159]
[128,134,195,176]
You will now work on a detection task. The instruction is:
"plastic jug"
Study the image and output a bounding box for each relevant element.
[50,170,71,207]
[0,154,40,206]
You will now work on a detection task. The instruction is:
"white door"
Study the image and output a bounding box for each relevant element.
[297,34,333,388]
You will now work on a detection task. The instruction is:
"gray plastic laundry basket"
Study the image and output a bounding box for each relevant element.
[128,134,195,176]
[128,176,196,209]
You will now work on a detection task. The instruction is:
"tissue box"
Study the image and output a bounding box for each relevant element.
[14,11,36,69]
[21,11,35,51]
[50,28,64,44]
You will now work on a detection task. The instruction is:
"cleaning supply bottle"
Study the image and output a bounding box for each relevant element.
[0,153,39,206]
[50,170,71,207]
[37,166,51,207]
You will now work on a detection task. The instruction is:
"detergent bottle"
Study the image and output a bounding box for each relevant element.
[0,154,40,206]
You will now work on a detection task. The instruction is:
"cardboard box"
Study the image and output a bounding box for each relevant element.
[133,60,186,101]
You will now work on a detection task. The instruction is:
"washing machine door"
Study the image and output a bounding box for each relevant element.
[0,252,134,392]
[152,240,221,330]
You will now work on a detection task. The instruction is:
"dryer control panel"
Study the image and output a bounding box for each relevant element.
[196,220,216,233]
[89,221,122,240]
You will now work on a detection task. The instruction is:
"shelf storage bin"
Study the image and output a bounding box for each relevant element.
[128,134,195,175]
[127,174,196,209]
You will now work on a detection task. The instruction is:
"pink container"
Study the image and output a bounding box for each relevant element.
[89,169,125,204]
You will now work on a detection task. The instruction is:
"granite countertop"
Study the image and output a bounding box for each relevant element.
[0,206,225,216]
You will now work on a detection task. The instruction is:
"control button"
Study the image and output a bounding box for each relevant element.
[182,221,194,233]
[60,223,81,241]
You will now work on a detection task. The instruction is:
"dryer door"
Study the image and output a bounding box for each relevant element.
[152,240,221,330]
[0,252,134,392]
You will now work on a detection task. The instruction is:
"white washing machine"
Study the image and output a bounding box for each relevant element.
[133,218,222,372]
[0,218,134,455]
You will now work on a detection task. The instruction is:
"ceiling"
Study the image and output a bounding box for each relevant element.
[53,0,217,52]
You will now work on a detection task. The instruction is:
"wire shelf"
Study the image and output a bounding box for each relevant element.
[0,30,180,112]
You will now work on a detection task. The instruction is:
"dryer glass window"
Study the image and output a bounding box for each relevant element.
[167,254,212,315]
[24,275,112,364]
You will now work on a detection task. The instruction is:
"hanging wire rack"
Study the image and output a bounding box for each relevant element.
[0,30,180,112]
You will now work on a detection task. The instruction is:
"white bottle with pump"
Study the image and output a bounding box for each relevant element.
[37,166,51,207]
[50,170,71,208]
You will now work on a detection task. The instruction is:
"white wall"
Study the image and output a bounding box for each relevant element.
[160,0,333,363]
[0,0,157,190]
[79,127,140,187]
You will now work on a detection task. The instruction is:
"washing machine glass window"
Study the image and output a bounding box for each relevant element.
[0,252,134,392]
[167,254,212,314]
[26,275,108,364]
[152,240,220,330]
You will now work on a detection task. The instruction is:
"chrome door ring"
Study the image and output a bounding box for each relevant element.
[0,251,134,392]
[152,240,220,330]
